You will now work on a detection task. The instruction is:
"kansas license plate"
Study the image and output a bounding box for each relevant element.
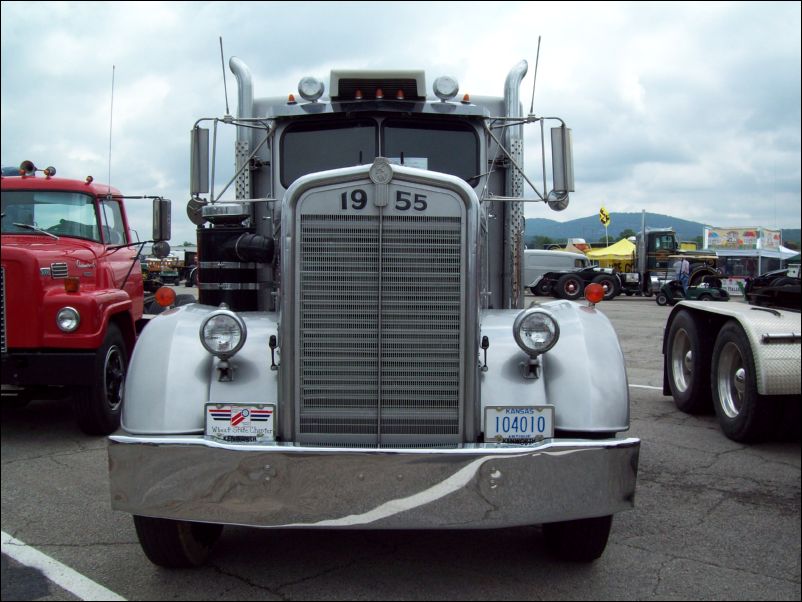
[205,403,275,442]
[484,406,554,442]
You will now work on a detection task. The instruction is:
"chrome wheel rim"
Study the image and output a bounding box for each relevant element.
[671,329,692,393]
[717,341,745,419]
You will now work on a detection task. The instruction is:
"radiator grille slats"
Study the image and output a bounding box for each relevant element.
[297,212,463,446]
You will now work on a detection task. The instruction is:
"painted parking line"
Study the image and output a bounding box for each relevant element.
[1,531,125,601]
[629,384,663,390]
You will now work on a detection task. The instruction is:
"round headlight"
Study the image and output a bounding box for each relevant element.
[200,310,247,359]
[56,307,80,332]
[513,308,560,357]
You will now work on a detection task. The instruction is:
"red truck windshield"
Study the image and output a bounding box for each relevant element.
[2,190,103,242]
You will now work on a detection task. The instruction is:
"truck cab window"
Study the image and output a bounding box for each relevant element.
[99,198,127,245]
[1,190,100,241]
[280,119,377,187]
[382,119,478,183]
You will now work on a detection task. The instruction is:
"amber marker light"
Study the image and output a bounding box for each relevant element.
[64,277,80,293]
[584,283,605,305]
[287,93,297,105]
[155,286,177,308]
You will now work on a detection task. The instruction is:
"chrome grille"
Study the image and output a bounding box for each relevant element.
[298,213,463,446]
[50,262,69,278]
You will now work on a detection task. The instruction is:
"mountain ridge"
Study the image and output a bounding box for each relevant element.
[525,212,800,246]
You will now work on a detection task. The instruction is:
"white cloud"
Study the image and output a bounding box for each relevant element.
[2,0,800,248]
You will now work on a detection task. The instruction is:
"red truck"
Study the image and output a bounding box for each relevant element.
[1,161,170,435]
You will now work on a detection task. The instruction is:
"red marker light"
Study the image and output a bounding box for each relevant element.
[155,286,177,307]
[375,88,384,99]
[64,277,80,293]
[355,89,363,100]
[584,283,604,304]
[462,93,471,103]
[396,89,405,100]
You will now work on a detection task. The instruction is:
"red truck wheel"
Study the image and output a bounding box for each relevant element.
[73,323,127,435]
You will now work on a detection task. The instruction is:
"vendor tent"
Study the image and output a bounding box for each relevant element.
[585,238,637,271]
[586,238,636,261]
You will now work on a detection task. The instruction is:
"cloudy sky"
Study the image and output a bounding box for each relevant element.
[2,1,800,245]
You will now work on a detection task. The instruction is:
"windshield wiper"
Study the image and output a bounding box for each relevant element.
[12,223,59,240]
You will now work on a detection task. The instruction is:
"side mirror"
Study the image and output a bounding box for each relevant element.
[153,198,171,242]
[190,127,210,195]
[152,240,171,259]
[546,126,574,212]
[550,126,574,193]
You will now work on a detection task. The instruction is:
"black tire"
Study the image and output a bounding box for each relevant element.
[73,323,127,435]
[543,515,613,562]
[656,292,669,306]
[133,515,223,568]
[665,310,712,414]
[592,274,620,300]
[532,279,553,297]
[555,274,584,301]
[710,322,778,442]
[698,293,712,301]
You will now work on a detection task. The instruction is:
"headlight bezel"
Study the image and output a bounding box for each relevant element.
[56,306,81,332]
[513,308,560,357]
[199,308,247,360]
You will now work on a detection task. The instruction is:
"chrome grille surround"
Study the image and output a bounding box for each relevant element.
[282,163,480,447]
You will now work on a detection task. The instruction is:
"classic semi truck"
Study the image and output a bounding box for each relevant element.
[1,161,170,435]
[108,57,640,567]
[531,227,717,300]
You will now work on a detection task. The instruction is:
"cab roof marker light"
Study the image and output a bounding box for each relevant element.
[287,93,297,105]
[462,93,471,104]
[354,89,363,100]
[396,89,405,100]
[375,88,384,99]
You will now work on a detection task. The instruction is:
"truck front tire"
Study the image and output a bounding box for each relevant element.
[542,514,613,562]
[133,515,223,568]
[666,310,712,414]
[711,322,777,442]
[73,323,126,435]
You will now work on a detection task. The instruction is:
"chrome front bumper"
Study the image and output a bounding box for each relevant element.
[108,435,640,529]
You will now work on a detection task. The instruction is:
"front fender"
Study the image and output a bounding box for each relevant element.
[481,301,629,433]
[121,304,279,434]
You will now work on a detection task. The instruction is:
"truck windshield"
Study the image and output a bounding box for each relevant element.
[382,119,478,182]
[281,119,377,187]
[1,190,101,241]
[280,116,479,187]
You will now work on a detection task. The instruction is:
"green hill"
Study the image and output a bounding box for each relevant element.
[525,213,800,247]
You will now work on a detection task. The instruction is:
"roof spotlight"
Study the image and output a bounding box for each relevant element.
[298,76,325,102]
[433,76,459,101]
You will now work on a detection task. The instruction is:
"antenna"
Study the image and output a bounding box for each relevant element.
[219,36,230,117]
[108,64,115,197]
[529,36,541,115]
